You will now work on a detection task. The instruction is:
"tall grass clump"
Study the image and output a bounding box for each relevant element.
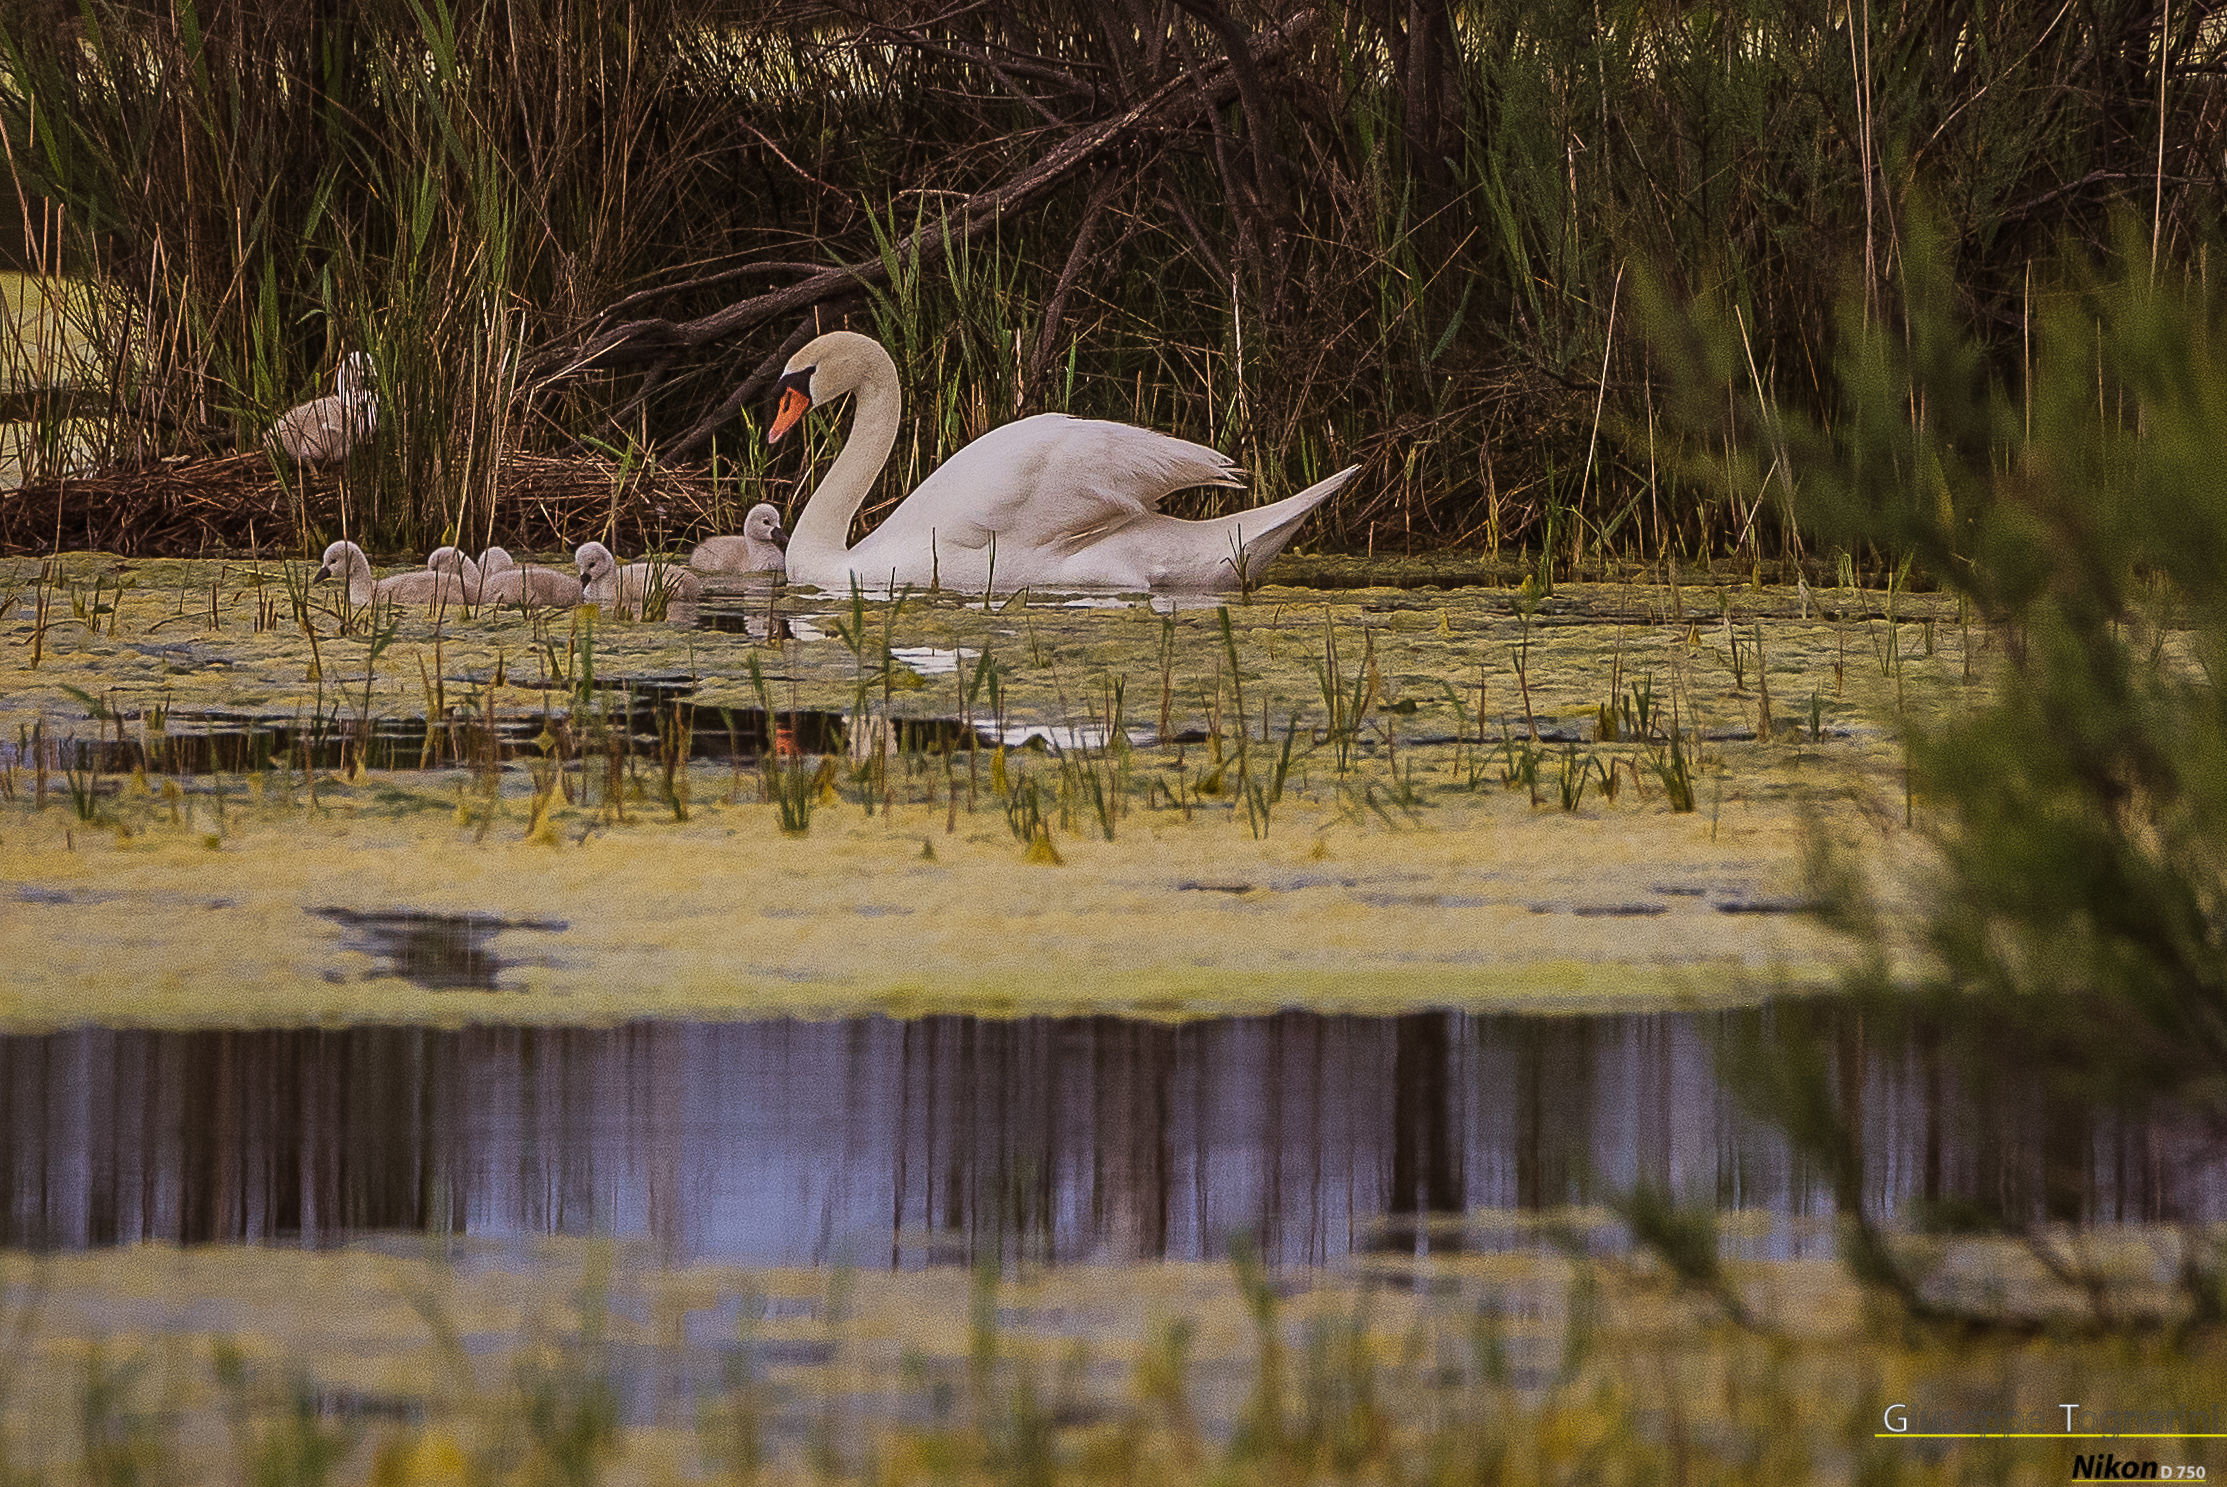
[0,0,732,546]
[3,0,2219,562]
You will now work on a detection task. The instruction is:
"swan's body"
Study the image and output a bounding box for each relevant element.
[689,503,789,574]
[315,540,468,608]
[272,353,378,467]
[427,546,485,602]
[768,332,1357,592]
[479,547,584,606]
[575,541,702,615]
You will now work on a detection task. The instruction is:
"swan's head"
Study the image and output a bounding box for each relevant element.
[575,541,617,583]
[314,539,366,582]
[744,502,787,549]
[481,546,518,574]
[427,546,480,583]
[769,330,894,443]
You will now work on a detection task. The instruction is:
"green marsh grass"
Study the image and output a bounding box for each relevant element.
[9,0,2218,562]
[5,548,2002,872]
[747,653,819,836]
[1649,733,1699,814]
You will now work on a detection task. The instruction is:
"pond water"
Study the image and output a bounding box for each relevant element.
[1,552,1962,749]
[6,558,1961,1025]
[3,1004,2216,1268]
[1,557,2075,1262]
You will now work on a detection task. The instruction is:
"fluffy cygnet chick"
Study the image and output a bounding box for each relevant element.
[427,546,486,602]
[315,540,469,608]
[688,503,789,575]
[478,546,584,607]
[271,353,378,466]
[575,541,702,615]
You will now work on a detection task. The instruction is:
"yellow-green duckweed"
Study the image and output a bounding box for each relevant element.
[0,780,1856,1027]
[0,554,1966,1026]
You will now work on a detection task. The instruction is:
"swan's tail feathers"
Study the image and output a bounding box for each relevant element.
[1233,464,1361,575]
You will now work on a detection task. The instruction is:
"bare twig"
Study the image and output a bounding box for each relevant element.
[666,317,829,461]
[1027,172,1125,404]
[528,10,1319,393]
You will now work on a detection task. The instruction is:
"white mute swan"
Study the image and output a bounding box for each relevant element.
[315,540,468,607]
[767,331,1358,592]
[689,502,788,574]
[479,547,585,606]
[272,353,378,466]
[575,541,703,614]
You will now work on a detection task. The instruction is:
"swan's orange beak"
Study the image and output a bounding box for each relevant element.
[770,386,810,444]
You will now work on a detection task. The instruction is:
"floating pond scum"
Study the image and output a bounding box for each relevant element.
[1,558,2221,1482]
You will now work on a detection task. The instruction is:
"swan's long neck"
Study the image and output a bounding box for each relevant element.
[788,362,901,575]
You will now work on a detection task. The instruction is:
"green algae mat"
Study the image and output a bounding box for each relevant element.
[1,553,1966,1028]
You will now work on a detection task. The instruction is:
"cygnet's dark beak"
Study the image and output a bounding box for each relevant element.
[771,524,788,549]
[314,564,332,581]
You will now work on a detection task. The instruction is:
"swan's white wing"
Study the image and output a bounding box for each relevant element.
[882,415,1241,556]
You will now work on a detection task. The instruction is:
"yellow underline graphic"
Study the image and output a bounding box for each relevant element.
[1878,1431,2227,1438]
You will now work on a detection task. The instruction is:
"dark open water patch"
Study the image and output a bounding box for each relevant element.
[7,685,1838,781]
[2,1007,2219,1268]
[4,698,857,777]
[310,907,568,991]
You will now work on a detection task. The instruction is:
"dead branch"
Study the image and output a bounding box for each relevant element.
[528,9,1319,395]
[666,316,833,461]
[1027,171,1125,405]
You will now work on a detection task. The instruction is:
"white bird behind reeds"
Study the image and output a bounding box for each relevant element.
[315,540,468,608]
[272,353,379,467]
[575,541,702,615]
[479,546,584,607]
[689,502,789,574]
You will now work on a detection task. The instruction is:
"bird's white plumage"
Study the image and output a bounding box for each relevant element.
[314,540,467,608]
[575,541,702,614]
[272,353,379,467]
[427,546,484,602]
[478,547,584,606]
[775,332,1356,593]
[690,502,789,574]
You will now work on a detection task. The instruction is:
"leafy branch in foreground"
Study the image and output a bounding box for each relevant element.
[1658,220,2227,1322]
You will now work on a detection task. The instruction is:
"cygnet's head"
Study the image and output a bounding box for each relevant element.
[575,541,617,583]
[314,539,365,582]
[769,331,895,444]
[744,503,787,549]
[480,546,518,574]
[427,545,480,581]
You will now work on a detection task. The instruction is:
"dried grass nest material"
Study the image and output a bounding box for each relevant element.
[2,450,739,557]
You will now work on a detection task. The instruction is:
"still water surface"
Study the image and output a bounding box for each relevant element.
[3,1006,2217,1266]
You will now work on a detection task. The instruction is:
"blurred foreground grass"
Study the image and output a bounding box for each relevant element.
[3,1229,2223,1485]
